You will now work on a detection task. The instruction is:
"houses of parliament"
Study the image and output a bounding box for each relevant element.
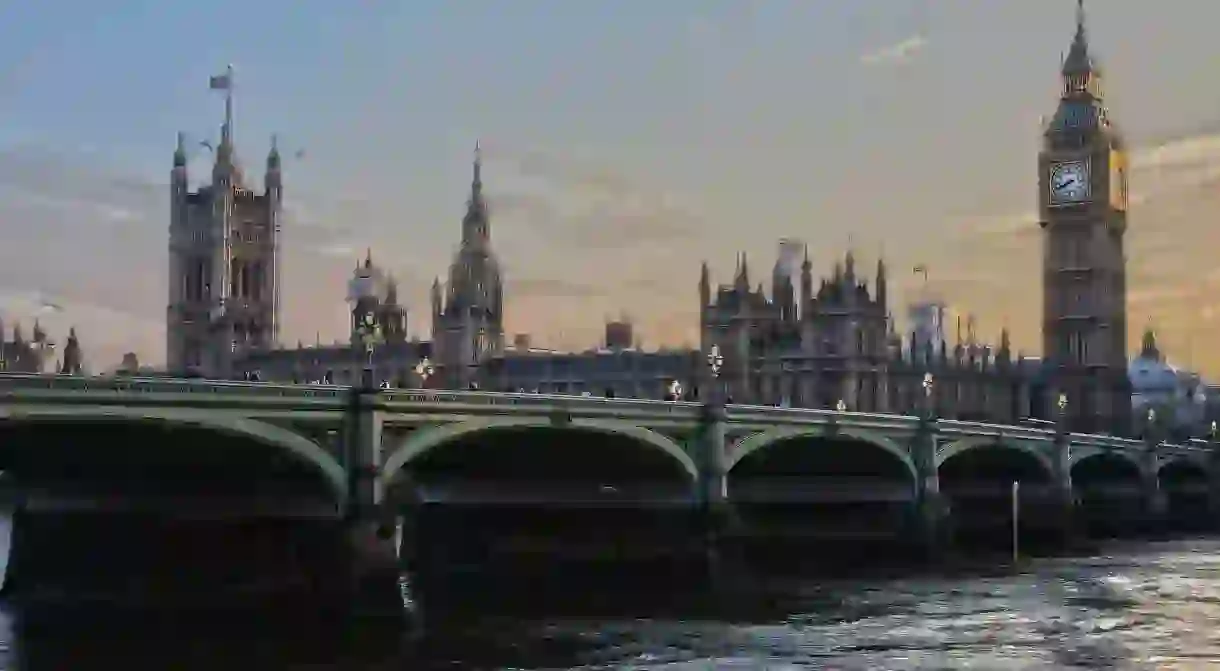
[161,4,1188,437]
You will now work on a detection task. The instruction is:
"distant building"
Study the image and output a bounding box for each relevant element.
[482,346,699,399]
[429,143,505,390]
[1037,1,1131,433]
[0,319,62,373]
[603,319,634,351]
[700,245,1032,421]
[165,85,281,379]
[907,300,947,356]
[1129,329,1207,440]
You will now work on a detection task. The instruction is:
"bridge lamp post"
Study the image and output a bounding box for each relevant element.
[707,344,723,403]
[354,312,381,391]
[414,356,435,389]
[921,373,935,419]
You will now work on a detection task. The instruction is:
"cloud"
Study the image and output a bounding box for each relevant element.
[0,287,164,371]
[860,35,928,67]
[509,277,604,299]
[486,146,703,249]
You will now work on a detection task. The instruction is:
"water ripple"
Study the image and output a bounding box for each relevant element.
[7,539,1220,668]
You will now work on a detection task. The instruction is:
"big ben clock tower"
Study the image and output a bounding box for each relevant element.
[1039,0,1131,434]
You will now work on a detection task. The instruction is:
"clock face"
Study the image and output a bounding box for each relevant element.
[1049,161,1091,203]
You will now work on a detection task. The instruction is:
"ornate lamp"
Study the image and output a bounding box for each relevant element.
[354,312,381,389]
[414,356,435,387]
[707,344,723,378]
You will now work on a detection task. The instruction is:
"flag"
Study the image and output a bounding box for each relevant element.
[913,264,928,275]
[209,73,232,90]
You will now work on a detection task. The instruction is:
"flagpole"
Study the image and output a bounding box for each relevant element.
[224,64,234,146]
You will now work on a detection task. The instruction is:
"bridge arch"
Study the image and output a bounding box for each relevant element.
[380,418,698,490]
[728,427,916,480]
[1157,454,1209,478]
[936,436,1054,478]
[1078,448,1141,480]
[0,407,348,504]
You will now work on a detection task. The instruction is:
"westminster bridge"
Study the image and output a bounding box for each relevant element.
[0,371,1216,609]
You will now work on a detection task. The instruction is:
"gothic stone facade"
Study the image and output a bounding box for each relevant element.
[166,120,281,378]
[699,248,1034,423]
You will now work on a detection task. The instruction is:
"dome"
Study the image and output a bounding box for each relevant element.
[1129,327,1181,393]
[1128,356,1180,394]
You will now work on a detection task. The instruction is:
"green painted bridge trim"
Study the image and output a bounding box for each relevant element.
[0,406,348,505]
[380,418,699,491]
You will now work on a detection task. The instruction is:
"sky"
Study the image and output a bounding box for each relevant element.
[4,1,1220,375]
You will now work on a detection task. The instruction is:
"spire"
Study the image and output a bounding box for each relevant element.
[473,139,483,196]
[267,134,281,170]
[1062,0,1099,80]
[1140,326,1161,361]
[875,256,888,306]
[461,140,490,247]
[364,248,373,270]
[173,132,187,168]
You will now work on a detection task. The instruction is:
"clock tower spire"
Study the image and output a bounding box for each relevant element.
[1038,0,1131,434]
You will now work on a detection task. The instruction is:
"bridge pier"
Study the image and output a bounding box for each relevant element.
[1209,445,1220,526]
[696,401,732,590]
[1140,438,1168,536]
[912,413,946,560]
[340,388,404,621]
[1049,420,1077,549]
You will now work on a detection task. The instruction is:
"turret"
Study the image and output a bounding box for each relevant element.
[431,277,443,321]
[734,253,750,293]
[997,327,1012,365]
[171,132,188,213]
[699,261,711,309]
[771,256,795,322]
[60,327,82,374]
[799,245,813,315]
[875,257,888,309]
[265,134,282,200]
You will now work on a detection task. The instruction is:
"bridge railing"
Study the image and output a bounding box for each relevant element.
[0,374,1208,454]
[0,372,351,399]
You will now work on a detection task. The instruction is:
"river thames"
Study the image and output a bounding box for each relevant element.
[0,531,1219,669]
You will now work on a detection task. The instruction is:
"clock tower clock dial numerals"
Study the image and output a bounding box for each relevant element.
[1048,160,1091,204]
